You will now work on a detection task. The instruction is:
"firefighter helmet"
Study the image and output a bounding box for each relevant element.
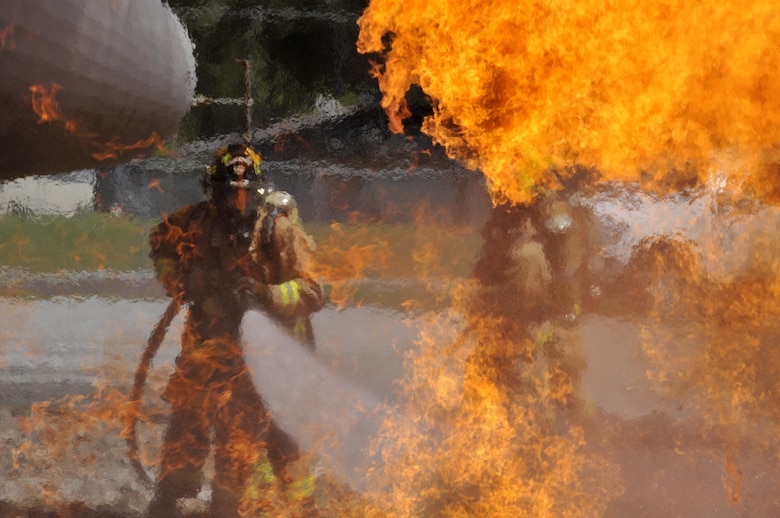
[205,143,269,216]
[207,143,264,186]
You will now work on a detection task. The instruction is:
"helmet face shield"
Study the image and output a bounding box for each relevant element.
[207,144,270,217]
[217,145,262,178]
[225,156,254,181]
[225,156,253,168]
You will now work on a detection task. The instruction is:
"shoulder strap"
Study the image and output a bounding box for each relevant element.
[261,207,284,248]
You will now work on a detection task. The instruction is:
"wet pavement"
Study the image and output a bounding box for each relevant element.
[2,151,780,516]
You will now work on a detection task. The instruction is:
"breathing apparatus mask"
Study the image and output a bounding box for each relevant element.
[206,144,270,217]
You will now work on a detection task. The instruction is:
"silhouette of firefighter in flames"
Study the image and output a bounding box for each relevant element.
[143,143,324,517]
[372,171,625,517]
[466,170,604,427]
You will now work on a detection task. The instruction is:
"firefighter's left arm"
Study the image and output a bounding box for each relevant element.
[266,275,324,316]
[239,275,324,316]
[266,214,325,316]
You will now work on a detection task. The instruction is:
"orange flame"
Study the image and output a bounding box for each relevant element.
[302,194,624,515]
[354,4,780,505]
[309,202,479,310]
[89,131,163,161]
[310,222,391,307]
[594,197,780,512]
[358,0,780,204]
[28,82,163,161]
[29,83,65,123]
[147,178,164,193]
[0,22,15,50]
[365,284,623,517]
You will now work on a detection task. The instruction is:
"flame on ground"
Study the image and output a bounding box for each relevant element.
[630,227,780,506]
[357,0,780,205]
[9,373,160,513]
[273,190,619,515]
[364,297,623,517]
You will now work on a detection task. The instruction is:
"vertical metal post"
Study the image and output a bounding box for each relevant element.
[237,58,253,146]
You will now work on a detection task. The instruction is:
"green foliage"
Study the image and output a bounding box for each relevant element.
[338,90,361,107]
[169,0,379,138]
[0,212,153,272]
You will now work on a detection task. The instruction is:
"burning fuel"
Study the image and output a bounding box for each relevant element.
[6,0,780,515]
[89,132,165,162]
[357,0,780,205]
[29,84,66,125]
[354,0,780,516]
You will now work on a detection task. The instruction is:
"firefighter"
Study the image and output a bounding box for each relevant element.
[467,184,601,423]
[145,143,324,517]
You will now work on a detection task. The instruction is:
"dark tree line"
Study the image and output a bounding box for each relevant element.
[167,0,377,140]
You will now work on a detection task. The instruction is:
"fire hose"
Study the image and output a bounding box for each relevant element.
[125,283,315,489]
[126,297,181,489]
[126,56,261,489]
[124,288,304,489]
[124,279,299,488]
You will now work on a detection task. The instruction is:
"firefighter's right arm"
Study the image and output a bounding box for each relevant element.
[149,224,179,297]
[148,206,199,299]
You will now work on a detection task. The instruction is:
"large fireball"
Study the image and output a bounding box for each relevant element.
[358,0,780,203]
